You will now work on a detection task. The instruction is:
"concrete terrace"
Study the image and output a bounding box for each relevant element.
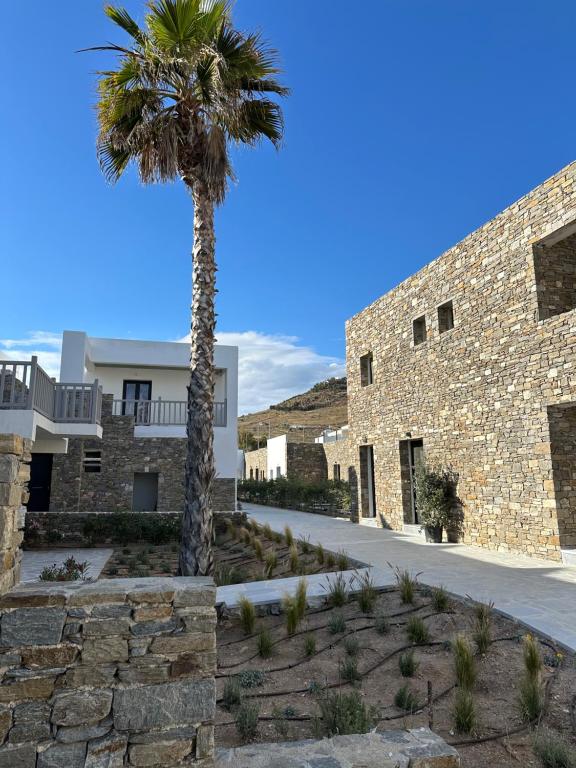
[244,503,576,652]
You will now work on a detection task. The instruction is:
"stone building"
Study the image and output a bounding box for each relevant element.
[346,161,576,562]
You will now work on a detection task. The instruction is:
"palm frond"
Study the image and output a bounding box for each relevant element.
[228,98,284,147]
[97,140,132,182]
[104,6,146,43]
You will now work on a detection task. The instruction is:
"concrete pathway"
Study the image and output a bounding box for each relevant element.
[244,503,576,651]
[21,549,113,583]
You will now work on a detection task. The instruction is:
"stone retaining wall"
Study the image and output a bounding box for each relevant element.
[0,577,216,767]
[0,435,28,595]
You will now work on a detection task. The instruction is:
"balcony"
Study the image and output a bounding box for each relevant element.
[0,358,102,424]
[111,398,227,428]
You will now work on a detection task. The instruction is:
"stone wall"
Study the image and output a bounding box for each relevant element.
[0,577,216,767]
[346,161,576,560]
[50,397,235,513]
[243,448,267,481]
[285,443,327,484]
[322,439,354,482]
[0,436,28,596]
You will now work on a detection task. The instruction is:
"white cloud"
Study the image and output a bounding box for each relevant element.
[180,330,345,414]
[0,332,62,378]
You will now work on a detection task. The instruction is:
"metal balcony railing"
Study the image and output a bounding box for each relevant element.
[0,357,102,424]
[111,398,227,427]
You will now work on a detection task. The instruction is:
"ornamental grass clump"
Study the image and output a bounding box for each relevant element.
[356,571,377,614]
[315,690,377,738]
[340,656,361,684]
[406,616,429,645]
[238,596,256,636]
[336,549,350,571]
[375,614,390,635]
[304,634,317,657]
[299,536,312,554]
[533,727,576,768]
[399,650,419,678]
[472,600,493,655]
[262,522,273,540]
[519,634,545,722]
[284,525,294,547]
[432,585,450,612]
[453,689,476,735]
[257,629,274,659]
[253,538,264,561]
[326,551,336,568]
[324,572,348,608]
[264,551,277,578]
[289,544,300,574]
[394,684,421,713]
[453,635,477,691]
[393,566,418,605]
[295,578,307,620]
[316,543,325,565]
[222,677,242,711]
[343,634,360,657]
[235,701,260,743]
[283,595,300,636]
[329,612,347,634]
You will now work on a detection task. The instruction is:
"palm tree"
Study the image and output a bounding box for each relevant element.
[90,1,287,575]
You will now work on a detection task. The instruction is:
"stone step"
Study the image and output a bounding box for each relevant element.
[216,728,460,767]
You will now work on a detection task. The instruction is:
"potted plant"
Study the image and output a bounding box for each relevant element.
[414,464,453,543]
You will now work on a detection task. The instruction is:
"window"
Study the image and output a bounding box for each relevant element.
[122,380,152,423]
[83,450,101,473]
[438,300,454,333]
[333,463,341,481]
[412,315,427,346]
[360,353,373,386]
[533,230,576,320]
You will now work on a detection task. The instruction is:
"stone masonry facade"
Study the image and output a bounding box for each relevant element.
[244,442,342,485]
[243,448,267,481]
[346,161,576,560]
[0,436,28,596]
[50,396,235,513]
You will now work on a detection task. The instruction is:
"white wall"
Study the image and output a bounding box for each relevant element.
[266,435,287,479]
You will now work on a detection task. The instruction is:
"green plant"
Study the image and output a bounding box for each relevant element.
[253,538,264,561]
[519,675,544,722]
[343,635,360,657]
[315,690,377,737]
[375,614,390,635]
[413,464,455,531]
[316,543,325,565]
[108,566,119,576]
[235,701,260,743]
[237,669,266,689]
[393,567,418,604]
[238,596,256,636]
[472,601,493,654]
[340,656,361,684]
[356,570,378,614]
[159,561,171,573]
[214,565,244,586]
[289,544,300,574]
[324,572,348,607]
[394,684,421,713]
[336,549,349,570]
[283,595,300,636]
[271,705,290,738]
[533,728,576,768]
[262,522,273,540]
[524,634,544,680]
[326,551,336,568]
[431,586,450,612]
[39,556,90,582]
[284,525,294,547]
[329,612,346,634]
[453,635,476,690]
[299,536,312,554]
[249,519,260,535]
[295,578,307,620]
[273,531,283,544]
[257,629,274,659]
[222,677,243,711]
[264,551,277,578]
[399,650,419,677]
[240,527,251,545]
[135,567,149,578]
[122,547,131,554]
[304,634,317,657]
[406,616,429,645]
[453,688,476,734]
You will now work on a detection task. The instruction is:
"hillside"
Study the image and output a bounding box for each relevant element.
[238,377,348,446]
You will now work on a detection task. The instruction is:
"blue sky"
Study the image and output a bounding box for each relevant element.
[2,1,575,412]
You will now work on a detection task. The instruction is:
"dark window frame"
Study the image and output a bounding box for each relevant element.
[83,449,102,474]
[360,352,374,387]
[438,300,455,334]
[412,315,427,346]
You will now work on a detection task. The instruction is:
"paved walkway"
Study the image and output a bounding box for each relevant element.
[21,549,113,583]
[244,503,576,651]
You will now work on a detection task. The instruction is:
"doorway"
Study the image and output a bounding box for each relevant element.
[122,380,152,424]
[359,445,376,518]
[28,454,53,511]
[400,438,424,524]
[132,473,158,511]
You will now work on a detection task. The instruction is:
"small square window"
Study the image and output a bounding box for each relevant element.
[438,300,454,333]
[360,353,373,386]
[83,450,101,473]
[413,316,427,346]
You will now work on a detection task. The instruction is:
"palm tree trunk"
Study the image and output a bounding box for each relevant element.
[179,179,216,576]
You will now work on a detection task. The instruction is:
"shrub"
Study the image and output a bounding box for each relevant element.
[473,601,493,654]
[315,690,377,737]
[284,525,294,547]
[289,544,300,574]
[453,689,476,735]
[329,612,346,634]
[533,728,576,768]
[340,656,361,684]
[304,634,317,657]
[343,635,360,657]
[519,674,544,722]
[316,543,325,565]
[264,551,277,578]
[394,684,421,713]
[295,578,307,620]
[356,571,377,614]
[431,586,450,612]
[324,572,348,607]
[82,511,180,546]
[399,650,419,678]
[257,629,274,659]
[406,616,429,645]
[238,596,256,635]
[413,464,455,531]
[337,549,350,570]
[453,635,476,691]
[222,677,242,711]
[235,701,260,743]
[375,614,390,635]
[237,669,266,689]
[238,477,351,515]
[39,556,90,582]
[394,567,418,604]
[283,595,300,636]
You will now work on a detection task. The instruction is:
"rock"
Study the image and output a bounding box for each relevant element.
[0,708,11,745]
[0,742,36,768]
[82,638,128,664]
[129,739,193,766]
[37,742,86,768]
[117,664,170,685]
[21,644,78,668]
[196,724,214,759]
[132,605,172,622]
[149,632,215,655]
[51,689,113,726]
[9,702,51,743]
[130,618,179,637]
[56,719,112,743]
[92,606,132,619]
[129,726,196,744]
[63,664,116,688]
[0,608,66,646]
[0,676,55,703]
[85,733,127,768]
[113,679,215,730]
[83,619,131,638]
[0,653,21,668]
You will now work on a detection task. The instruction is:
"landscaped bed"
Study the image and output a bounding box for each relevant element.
[215,567,576,768]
